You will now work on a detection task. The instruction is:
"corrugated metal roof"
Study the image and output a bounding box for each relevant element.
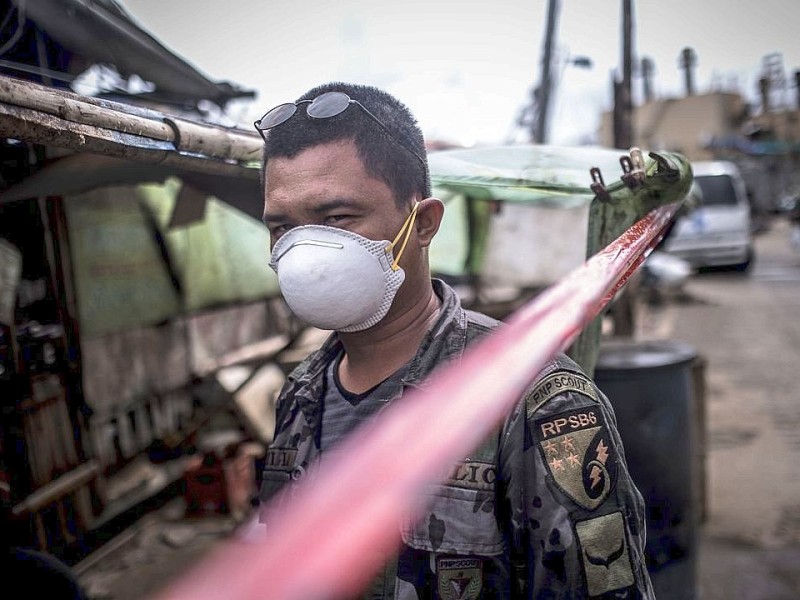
[7,0,255,107]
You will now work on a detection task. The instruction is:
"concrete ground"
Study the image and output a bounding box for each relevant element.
[73,499,237,600]
[638,217,800,599]
[74,217,800,599]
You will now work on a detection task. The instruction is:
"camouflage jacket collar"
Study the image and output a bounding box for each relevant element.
[289,278,471,394]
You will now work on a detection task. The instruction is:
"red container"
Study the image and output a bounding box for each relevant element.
[184,444,259,518]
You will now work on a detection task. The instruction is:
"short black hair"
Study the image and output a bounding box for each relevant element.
[260,82,430,206]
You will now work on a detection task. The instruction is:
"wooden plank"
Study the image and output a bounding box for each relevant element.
[0,239,22,325]
[54,396,80,465]
[194,334,290,377]
[22,414,45,486]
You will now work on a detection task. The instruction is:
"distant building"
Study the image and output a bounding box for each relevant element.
[597,91,750,161]
[598,90,800,214]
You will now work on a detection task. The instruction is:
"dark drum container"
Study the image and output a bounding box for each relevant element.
[594,339,700,600]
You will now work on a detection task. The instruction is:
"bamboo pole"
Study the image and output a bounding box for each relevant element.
[0,76,175,140]
[0,75,263,175]
[11,460,99,516]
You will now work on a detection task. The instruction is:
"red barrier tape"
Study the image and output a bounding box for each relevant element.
[155,203,680,600]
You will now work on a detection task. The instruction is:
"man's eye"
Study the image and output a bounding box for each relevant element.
[324,215,349,226]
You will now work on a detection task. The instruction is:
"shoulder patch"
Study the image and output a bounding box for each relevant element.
[574,511,634,596]
[534,407,617,510]
[526,370,599,418]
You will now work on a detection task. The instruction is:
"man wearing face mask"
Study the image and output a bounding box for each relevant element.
[256,82,655,599]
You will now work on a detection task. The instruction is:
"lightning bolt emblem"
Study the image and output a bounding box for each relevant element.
[589,440,610,490]
[595,440,609,465]
[589,465,603,489]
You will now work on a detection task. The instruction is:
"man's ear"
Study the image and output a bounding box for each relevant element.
[415,197,445,248]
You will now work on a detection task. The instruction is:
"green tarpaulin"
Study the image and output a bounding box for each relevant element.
[427,144,662,281]
[429,145,634,205]
[65,178,277,338]
[63,144,691,337]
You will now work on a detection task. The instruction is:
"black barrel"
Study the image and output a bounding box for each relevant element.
[594,339,700,600]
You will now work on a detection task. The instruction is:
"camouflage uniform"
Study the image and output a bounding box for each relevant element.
[260,279,655,599]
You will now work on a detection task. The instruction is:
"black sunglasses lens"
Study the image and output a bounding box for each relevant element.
[307,92,351,119]
[257,103,298,130]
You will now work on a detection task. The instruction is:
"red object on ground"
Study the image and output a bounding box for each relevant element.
[155,203,680,600]
[183,444,260,519]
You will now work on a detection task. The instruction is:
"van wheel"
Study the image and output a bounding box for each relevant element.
[733,247,754,272]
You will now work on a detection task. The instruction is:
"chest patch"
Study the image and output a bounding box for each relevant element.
[534,407,617,510]
[437,557,482,600]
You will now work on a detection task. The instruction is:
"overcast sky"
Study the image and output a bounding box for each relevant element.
[122,0,800,147]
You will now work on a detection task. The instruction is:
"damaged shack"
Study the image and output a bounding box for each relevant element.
[0,0,295,562]
[0,3,700,581]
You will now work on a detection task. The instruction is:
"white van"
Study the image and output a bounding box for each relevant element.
[662,160,754,271]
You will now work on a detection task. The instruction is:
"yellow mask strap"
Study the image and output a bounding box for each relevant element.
[387,201,420,271]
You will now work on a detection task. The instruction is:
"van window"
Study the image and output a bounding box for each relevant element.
[695,175,739,206]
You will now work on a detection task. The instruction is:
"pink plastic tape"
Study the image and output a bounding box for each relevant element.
[155,202,680,600]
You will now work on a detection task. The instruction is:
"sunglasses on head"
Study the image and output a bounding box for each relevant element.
[254,91,428,174]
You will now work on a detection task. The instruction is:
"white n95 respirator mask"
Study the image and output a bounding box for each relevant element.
[269,202,419,332]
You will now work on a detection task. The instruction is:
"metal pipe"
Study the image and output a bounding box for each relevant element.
[680,47,697,97]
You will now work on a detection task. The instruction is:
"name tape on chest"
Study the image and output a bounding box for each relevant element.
[264,447,298,471]
[442,461,497,492]
[526,371,598,418]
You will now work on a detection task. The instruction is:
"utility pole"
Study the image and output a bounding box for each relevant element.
[614,0,634,150]
[610,0,636,336]
[532,0,560,143]
[795,70,800,110]
[641,56,654,103]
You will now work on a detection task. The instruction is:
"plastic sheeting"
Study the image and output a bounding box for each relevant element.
[138,178,278,311]
[427,145,629,283]
[63,144,679,335]
[429,144,630,205]
[65,178,277,338]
